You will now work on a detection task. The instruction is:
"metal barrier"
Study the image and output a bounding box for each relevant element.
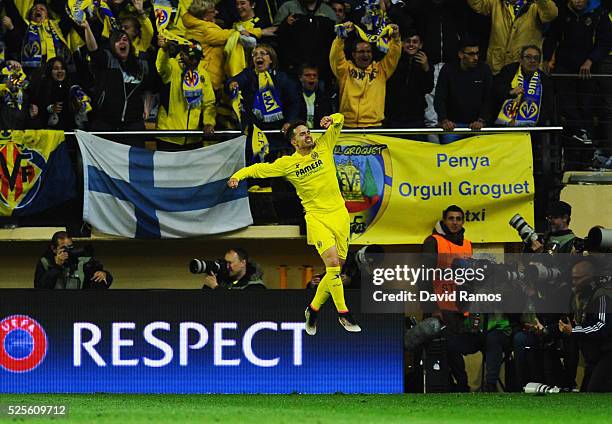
[62,127,563,137]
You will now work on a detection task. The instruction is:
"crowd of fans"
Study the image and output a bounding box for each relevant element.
[0,0,610,160]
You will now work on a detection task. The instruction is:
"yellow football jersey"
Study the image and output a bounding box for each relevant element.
[231,113,346,214]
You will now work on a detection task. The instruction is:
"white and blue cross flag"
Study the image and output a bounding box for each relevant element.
[76,131,253,238]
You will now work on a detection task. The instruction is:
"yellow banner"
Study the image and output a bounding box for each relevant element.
[332,133,534,244]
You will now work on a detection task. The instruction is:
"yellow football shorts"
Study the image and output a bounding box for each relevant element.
[305,209,350,260]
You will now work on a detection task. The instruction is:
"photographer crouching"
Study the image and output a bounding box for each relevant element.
[34,231,113,289]
[191,248,266,290]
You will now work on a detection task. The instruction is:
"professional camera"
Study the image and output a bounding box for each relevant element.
[523,262,562,283]
[189,258,229,279]
[62,245,93,269]
[509,214,538,243]
[452,257,523,283]
[585,226,612,252]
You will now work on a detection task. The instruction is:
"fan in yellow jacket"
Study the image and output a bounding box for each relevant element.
[330,22,401,128]
[182,4,233,92]
[156,36,216,144]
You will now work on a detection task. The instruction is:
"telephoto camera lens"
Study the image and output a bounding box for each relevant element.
[189,259,222,275]
[509,214,538,243]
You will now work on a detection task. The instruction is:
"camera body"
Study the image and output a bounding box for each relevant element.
[190,259,230,284]
[58,245,105,289]
[61,245,94,271]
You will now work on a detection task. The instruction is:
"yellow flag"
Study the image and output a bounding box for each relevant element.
[250,125,269,163]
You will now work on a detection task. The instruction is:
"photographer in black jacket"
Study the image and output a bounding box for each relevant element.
[34,231,113,289]
[201,247,266,290]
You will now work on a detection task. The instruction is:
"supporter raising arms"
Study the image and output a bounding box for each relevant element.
[155,36,216,143]
[183,0,233,93]
[80,19,150,136]
[330,21,401,128]
[2,0,73,74]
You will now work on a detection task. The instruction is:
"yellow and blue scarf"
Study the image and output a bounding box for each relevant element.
[70,85,93,114]
[506,0,526,20]
[335,23,395,53]
[249,125,269,163]
[252,71,283,123]
[93,0,120,38]
[66,0,94,25]
[22,20,67,68]
[496,67,542,126]
[1,66,28,110]
[360,0,388,32]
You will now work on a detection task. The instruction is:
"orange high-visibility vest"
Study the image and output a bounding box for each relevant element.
[432,234,473,312]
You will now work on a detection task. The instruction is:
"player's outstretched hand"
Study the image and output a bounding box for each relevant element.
[320,116,333,129]
[227,178,239,189]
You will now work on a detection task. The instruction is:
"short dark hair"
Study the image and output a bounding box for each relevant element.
[299,63,319,75]
[402,28,421,41]
[50,231,70,248]
[459,36,480,52]
[227,247,249,262]
[329,0,344,7]
[520,44,542,58]
[443,205,464,219]
[285,120,308,143]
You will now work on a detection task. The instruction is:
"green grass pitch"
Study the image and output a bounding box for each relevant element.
[1,394,611,423]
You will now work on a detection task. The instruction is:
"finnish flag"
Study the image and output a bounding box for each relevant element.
[76,131,253,238]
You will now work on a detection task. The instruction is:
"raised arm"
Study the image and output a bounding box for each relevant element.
[467,0,494,16]
[535,0,558,24]
[380,24,402,79]
[316,113,344,151]
[155,39,174,84]
[81,19,98,52]
[330,24,351,80]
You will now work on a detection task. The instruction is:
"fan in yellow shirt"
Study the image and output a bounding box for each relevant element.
[228,113,361,335]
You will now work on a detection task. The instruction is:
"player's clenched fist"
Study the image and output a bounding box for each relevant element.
[320,116,333,129]
[227,178,239,189]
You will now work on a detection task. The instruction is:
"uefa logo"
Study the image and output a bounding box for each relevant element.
[0,315,48,373]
